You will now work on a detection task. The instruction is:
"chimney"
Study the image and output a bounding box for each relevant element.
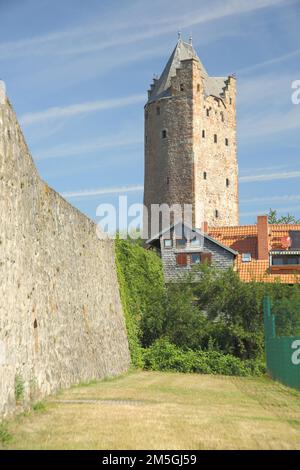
[257,215,269,260]
[202,221,208,233]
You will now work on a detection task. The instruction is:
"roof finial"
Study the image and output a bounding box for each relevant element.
[189,34,193,45]
[178,30,181,41]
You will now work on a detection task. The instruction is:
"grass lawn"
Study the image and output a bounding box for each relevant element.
[2,370,300,450]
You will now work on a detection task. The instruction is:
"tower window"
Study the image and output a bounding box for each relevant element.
[215,210,219,218]
[156,106,160,115]
[225,138,229,146]
[166,176,170,185]
[206,109,210,117]
[162,130,167,139]
[202,130,205,138]
[226,178,230,187]
[197,84,200,92]
[214,134,217,143]
[145,135,148,143]
[203,172,207,180]
[220,112,224,122]
[180,84,184,91]
[229,98,232,105]
[145,111,148,119]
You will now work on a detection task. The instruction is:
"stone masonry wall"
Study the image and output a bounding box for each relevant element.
[0,97,130,417]
[144,53,239,236]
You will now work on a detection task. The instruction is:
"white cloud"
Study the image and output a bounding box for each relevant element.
[239,106,300,139]
[241,194,300,204]
[62,184,143,199]
[0,0,290,60]
[237,48,300,75]
[240,170,300,183]
[241,206,300,217]
[20,93,145,126]
[35,133,142,160]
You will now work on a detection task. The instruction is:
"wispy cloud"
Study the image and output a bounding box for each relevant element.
[35,134,142,160]
[239,106,300,139]
[241,194,300,204]
[237,47,300,75]
[0,0,290,60]
[241,205,300,217]
[240,170,300,183]
[20,93,145,126]
[62,184,143,199]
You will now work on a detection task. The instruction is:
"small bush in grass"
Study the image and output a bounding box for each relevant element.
[0,422,12,446]
[15,374,25,402]
[32,401,46,413]
[142,339,266,377]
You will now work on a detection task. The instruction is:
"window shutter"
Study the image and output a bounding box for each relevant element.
[201,252,212,264]
[176,253,187,266]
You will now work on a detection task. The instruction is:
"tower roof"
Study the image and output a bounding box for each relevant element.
[148,39,228,103]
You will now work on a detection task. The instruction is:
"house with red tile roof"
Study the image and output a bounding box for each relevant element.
[208,215,300,284]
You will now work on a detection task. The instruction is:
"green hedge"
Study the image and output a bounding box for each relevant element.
[115,236,165,367]
[142,339,265,377]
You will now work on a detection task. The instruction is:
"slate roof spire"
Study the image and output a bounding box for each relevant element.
[147,36,228,104]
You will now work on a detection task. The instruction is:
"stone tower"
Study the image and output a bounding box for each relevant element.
[143,37,239,236]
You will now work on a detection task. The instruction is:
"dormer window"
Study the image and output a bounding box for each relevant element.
[191,236,200,247]
[164,239,172,248]
[176,238,186,248]
[242,253,251,263]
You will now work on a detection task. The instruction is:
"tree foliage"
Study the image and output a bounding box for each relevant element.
[268,208,300,224]
[116,239,300,373]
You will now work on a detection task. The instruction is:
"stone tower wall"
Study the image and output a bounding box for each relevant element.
[0,97,130,417]
[193,70,239,227]
[144,53,239,235]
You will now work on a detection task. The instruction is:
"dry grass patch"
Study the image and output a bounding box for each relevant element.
[2,371,300,450]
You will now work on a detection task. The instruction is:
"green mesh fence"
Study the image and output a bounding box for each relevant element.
[264,296,300,390]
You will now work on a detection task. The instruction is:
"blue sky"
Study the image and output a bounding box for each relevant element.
[1,0,300,226]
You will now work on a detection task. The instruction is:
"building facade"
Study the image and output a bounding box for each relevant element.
[146,224,237,282]
[144,37,239,237]
[209,215,300,284]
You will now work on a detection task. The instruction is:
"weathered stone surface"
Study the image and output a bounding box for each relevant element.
[144,43,239,236]
[0,98,130,417]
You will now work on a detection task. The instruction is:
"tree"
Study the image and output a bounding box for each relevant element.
[268,209,300,224]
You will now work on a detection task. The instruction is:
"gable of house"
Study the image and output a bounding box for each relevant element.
[147,224,236,282]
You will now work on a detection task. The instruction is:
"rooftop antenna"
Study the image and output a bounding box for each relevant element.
[189,34,193,45]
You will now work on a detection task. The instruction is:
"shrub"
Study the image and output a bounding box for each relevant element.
[142,339,265,377]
